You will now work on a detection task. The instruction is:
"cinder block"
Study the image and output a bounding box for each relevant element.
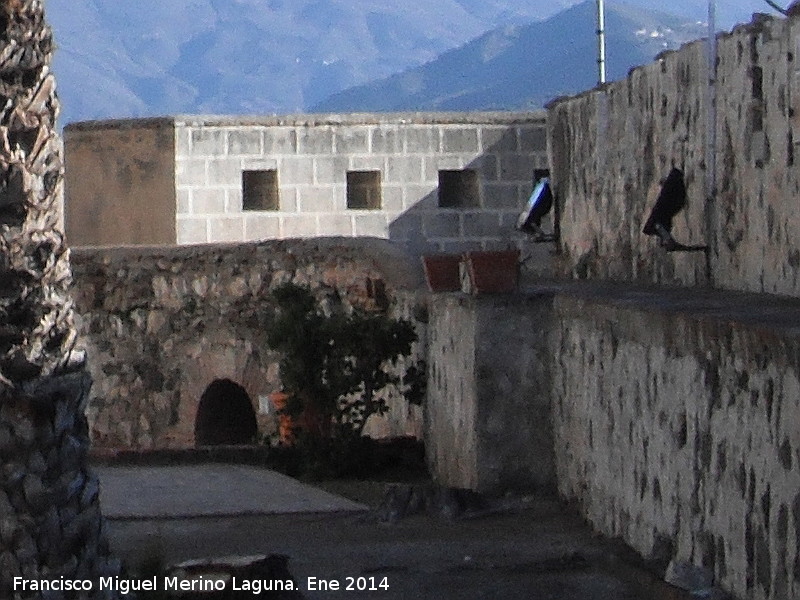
[387,212,424,243]
[482,182,521,209]
[177,189,191,214]
[297,186,336,212]
[244,214,281,240]
[500,210,534,232]
[264,128,298,155]
[424,156,466,181]
[209,217,244,242]
[228,129,263,156]
[207,159,242,186]
[175,158,207,187]
[403,184,438,210]
[191,188,226,214]
[405,127,439,153]
[442,127,480,154]
[177,217,208,244]
[349,156,385,171]
[479,126,519,153]
[226,188,243,212]
[437,240,483,254]
[353,213,389,237]
[481,239,520,252]
[319,213,354,236]
[280,187,300,212]
[386,156,424,183]
[297,127,334,155]
[499,154,536,182]
[530,153,549,170]
[334,127,369,154]
[518,126,547,152]
[190,127,226,156]
[462,211,502,238]
[470,154,500,180]
[281,214,319,237]
[382,186,404,212]
[279,157,315,185]
[424,212,460,238]
[175,127,192,157]
[242,158,278,170]
[313,156,348,185]
[372,126,403,153]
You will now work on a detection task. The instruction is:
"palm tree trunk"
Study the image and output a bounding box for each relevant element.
[0,1,121,596]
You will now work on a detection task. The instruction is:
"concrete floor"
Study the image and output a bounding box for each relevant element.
[97,464,691,599]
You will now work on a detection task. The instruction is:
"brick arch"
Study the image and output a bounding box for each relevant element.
[194,378,258,446]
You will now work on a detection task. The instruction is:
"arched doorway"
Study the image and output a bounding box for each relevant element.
[194,379,258,446]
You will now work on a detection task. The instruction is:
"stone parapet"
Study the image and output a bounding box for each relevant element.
[70,238,427,451]
[426,280,800,599]
[547,12,800,297]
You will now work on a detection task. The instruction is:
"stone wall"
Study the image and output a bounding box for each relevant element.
[426,293,555,495]
[70,238,426,451]
[547,13,800,296]
[551,284,800,600]
[426,282,800,600]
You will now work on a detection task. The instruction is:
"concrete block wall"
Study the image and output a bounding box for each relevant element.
[172,112,548,255]
[547,13,800,297]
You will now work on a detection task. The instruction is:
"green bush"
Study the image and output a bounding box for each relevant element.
[266,283,423,441]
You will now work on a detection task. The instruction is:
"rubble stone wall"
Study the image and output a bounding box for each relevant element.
[427,282,800,600]
[547,13,800,296]
[70,238,426,451]
[550,286,800,600]
[426,293,555,495]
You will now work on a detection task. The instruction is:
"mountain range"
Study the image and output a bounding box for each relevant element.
[46,0,776,126]
[312,2,708,112]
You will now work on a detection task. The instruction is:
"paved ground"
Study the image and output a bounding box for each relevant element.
[95,465,366,518]
[97,464,690,600]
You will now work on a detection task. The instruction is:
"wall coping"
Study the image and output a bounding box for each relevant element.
[64,111,547,133]
[70,236,426,291]
[514,280,800,339]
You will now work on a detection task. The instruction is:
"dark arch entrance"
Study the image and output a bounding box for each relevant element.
[194,379,258,446]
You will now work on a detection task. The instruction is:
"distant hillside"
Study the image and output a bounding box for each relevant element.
[45,0,770,125]
[46,0,574,126]
[312,1,708,112]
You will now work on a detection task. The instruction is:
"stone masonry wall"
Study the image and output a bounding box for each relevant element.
[426,282,800,600]
[550,285,800,600]
[172,112,549,256]
[426,293,555,495]
[547,13,800,296]
[70,238,426,451]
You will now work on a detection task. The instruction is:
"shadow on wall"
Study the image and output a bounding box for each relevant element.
[386,125,551,264]
[194,378,258,446]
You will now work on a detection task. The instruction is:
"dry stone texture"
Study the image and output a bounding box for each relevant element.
[71,238,427,451]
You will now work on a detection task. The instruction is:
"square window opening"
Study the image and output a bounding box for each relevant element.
[438,169,480,208]
[242,170,279,211]
[347,170,382,210]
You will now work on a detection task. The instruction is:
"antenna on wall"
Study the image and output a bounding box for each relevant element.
[762,0,788,15]
[597,0,607,85]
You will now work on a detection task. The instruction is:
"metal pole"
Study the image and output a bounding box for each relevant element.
[706,0,717,200]
[704,0,718,285]
[597,0,606,85]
